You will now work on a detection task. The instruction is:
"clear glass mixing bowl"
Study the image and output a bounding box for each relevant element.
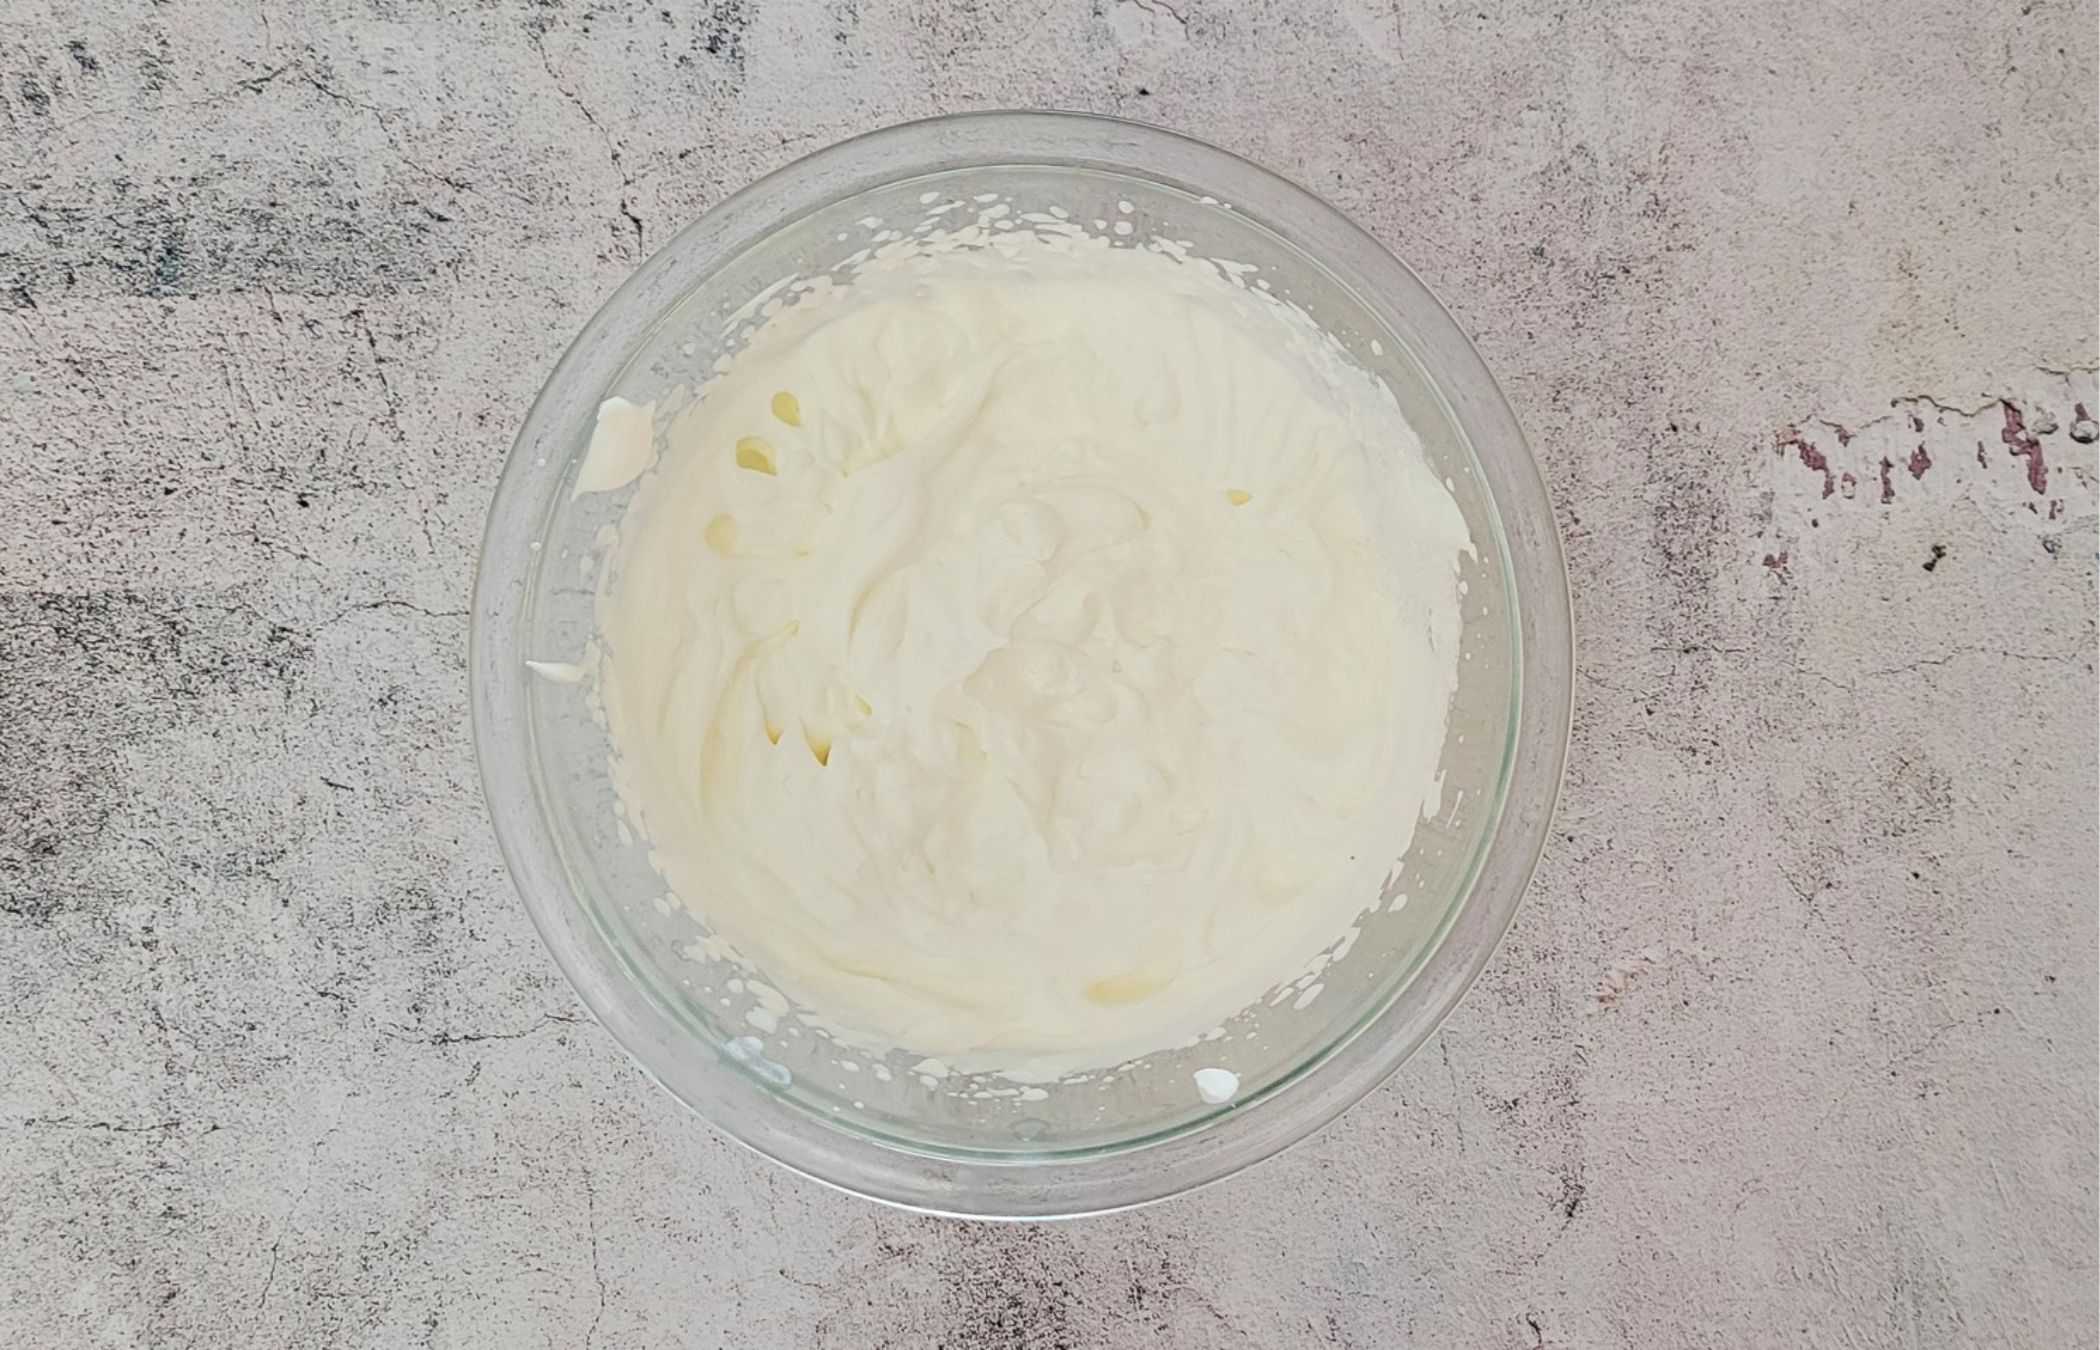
[471,112,1571,1218]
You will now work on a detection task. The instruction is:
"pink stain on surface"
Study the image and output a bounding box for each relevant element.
[2001,402,2048,494]
[1762,551,1789,574]
[1908,444,1932,479]
[1778,426,1835,498]
[1879,457,1896,504]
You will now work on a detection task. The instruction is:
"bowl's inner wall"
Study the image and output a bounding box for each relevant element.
[517,164,1520,1159]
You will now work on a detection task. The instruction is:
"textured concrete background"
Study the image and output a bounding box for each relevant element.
[3,0,2095,1345]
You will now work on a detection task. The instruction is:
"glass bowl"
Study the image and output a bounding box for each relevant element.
[470,111,1570,1218]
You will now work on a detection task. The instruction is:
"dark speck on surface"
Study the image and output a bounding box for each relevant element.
[703,0,751,66]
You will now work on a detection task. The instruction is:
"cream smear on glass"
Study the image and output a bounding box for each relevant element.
[590,208,1472,1080]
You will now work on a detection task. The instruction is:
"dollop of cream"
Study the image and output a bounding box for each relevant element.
[573,396,656,497]
[599,227,1469,1077]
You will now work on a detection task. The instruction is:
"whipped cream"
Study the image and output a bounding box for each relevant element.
[596,218,1470,1078]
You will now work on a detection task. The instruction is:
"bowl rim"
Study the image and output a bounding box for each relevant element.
[470,108,1572,1219]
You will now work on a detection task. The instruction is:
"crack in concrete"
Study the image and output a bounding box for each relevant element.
[20,1116,188,1132]
[31,60,293,150]
[530,31,644,257]
[323,598,469,628]
[1778,866,1880,993]
[1863,646,2082,678]
[1439,1036,1467,1156]
[1123,0,1189,28]
[582,1161,607,1349]
[253,1120,340,1317]
[297,67,472,195]
[344,307,405,442]
[381,1013,586,1047]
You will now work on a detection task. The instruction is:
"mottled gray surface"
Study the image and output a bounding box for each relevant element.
[3,0,2096,1345]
